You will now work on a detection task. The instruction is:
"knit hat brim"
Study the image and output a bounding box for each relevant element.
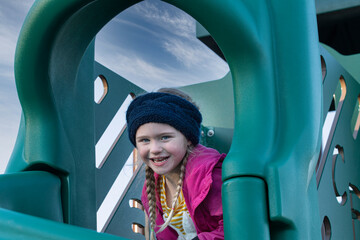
[126,92,202,146]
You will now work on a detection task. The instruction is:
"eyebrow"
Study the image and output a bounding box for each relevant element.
[158,131,176,135]
[135,135,148,141]
[136,131,176,140]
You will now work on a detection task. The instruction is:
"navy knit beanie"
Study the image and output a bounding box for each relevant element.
[126,92,202,147]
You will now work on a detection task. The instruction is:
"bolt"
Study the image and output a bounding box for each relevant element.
[207,129,215,137]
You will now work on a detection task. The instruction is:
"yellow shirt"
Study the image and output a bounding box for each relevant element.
[159,176,197,239]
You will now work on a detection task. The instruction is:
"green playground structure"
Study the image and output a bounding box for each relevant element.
[1,0,359,239]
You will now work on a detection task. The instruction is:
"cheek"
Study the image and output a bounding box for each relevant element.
[136,147,148,161]
[167,141,187,158]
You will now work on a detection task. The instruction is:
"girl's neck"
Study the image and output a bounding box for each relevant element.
[163,163,182,205]
[164,173,180,207]
[164,171,180,190]
[163,159,182,187]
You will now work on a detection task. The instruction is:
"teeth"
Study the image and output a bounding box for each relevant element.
[152,157,167,163]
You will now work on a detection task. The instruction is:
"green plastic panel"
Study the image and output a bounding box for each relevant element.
[93,62,146,238]
[180,72,234,129]
[316,46,360,239]
[0,171,63,222]
[93,62,144,209]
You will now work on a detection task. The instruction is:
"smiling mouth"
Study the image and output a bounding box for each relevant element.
[150,156,169,163]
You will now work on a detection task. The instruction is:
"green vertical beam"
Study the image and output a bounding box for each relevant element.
[166,0,321,239]
[223,177,270,239]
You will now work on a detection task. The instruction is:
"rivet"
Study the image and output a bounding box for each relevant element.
[207,129,215,137]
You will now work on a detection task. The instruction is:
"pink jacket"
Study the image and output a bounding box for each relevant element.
[141,144,226,240]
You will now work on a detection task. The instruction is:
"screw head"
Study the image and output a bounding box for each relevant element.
[207,129,215,137]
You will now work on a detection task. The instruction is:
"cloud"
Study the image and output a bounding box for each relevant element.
[112,18,159,38]
[131,0,229,79]
[95,28,229,89]
[132,0,195,39]
[95,43,187,91]
[95,0,229,91]
[96,40,228,92]
[0,1,35,76]
[162,36,227,72]
[0,29,17,69]
[0,86,21,173]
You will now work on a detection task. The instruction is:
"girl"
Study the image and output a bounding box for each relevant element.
[126,91,225,240]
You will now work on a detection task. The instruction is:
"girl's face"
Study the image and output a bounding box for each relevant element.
[135,123,190,178]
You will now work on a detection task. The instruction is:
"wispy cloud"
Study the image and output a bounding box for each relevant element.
[132,0,195,39]
[95,42,188,91]
[112,18,159,38]
[0,115,21,173]
[96,38,228,92]
[96,0,229,91]
[162,36,227,72]
[0,1,34,76]
[0,83,22,172]
[131,0,228,78]
[0,29,17,69]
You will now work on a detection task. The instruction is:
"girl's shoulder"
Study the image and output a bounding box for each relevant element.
[185,144,225,176]
[182,145,224,214]
[189,144,225,165]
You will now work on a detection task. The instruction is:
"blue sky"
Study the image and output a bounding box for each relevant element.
[0,0,229,172]
[95,0,229,90]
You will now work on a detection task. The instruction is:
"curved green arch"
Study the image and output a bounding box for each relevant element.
[15,0,142,167]
[13,0,322,238]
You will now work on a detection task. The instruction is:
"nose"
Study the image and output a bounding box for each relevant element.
[149,140,162,154]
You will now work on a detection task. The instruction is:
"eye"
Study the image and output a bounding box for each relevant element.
[137,138,149,144]
[161,135,171,141]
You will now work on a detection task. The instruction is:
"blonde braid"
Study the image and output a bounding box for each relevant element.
[157,150,190,233]
[145,166,157,240]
